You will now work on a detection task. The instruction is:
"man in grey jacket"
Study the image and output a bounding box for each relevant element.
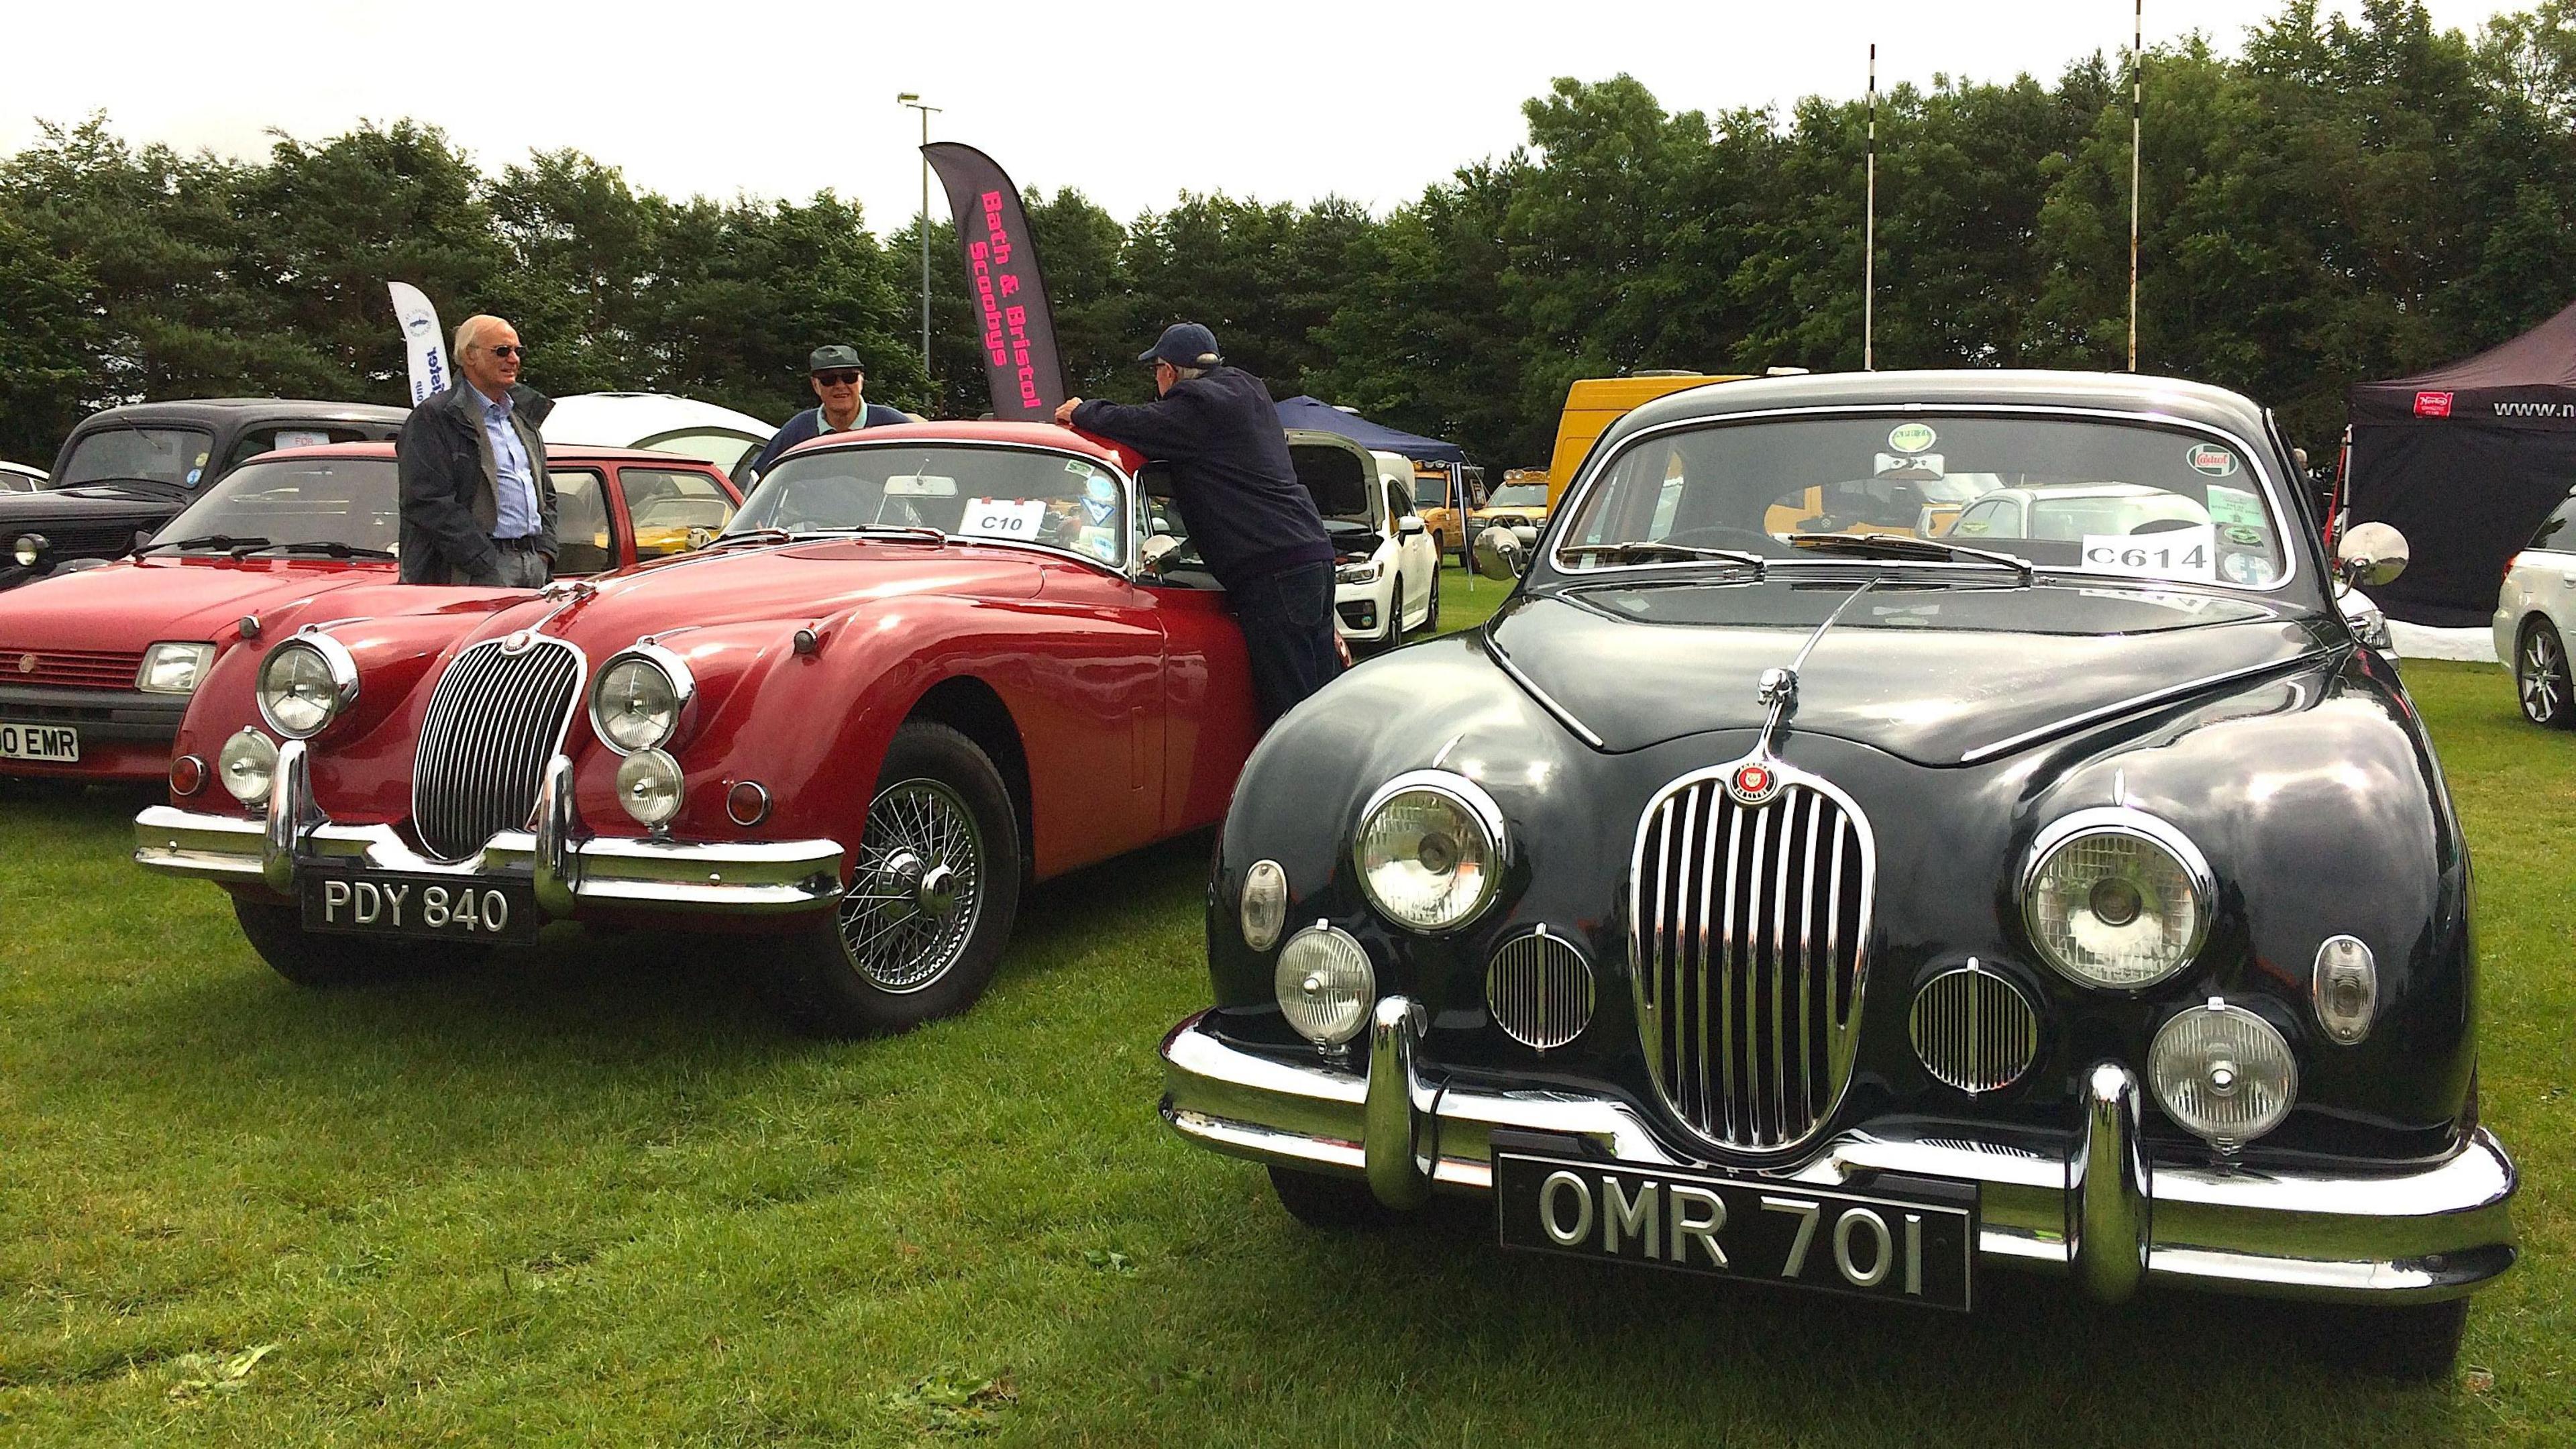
[397,314,558,586]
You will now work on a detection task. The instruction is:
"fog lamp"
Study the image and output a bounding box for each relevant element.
[2149,999,2298,1150]
[2022,808,2210,988]
[12,533,45,568]
[615,748,684,827]
[1355,771,1505,932]
[2312,934,2378,1044]
[217,728,278,806]
[1275,923,1374,1046]
[1240,859,1289,951]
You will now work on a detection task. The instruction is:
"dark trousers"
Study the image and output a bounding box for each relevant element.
[1230,561,1344,726]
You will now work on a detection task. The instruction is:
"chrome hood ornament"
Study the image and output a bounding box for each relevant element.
[1749,577,1878,763]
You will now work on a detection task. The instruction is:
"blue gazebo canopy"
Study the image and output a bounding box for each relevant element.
[1273,396,1465,464]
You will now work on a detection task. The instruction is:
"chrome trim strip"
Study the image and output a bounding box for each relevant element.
[1957,649,2332,765]
[1482,636,1607,749]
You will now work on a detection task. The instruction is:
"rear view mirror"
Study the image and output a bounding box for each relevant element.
[2336,521,2409,588]
[1472,526,1525,581]
[1397,515,1426,536]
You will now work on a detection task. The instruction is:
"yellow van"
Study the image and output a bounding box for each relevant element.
[1545,372,1752,508]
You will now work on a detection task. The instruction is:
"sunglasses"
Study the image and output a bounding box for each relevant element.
[486,344,526,358]
[814,370,862,386]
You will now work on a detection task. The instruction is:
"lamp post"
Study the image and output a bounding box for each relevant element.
[896,93,941,397]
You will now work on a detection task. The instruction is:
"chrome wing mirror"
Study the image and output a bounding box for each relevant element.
[1140,533,1183,574]
[2335,521,2409,589]
[1472,525,1526,581]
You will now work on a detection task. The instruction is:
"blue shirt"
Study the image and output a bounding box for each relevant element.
[477,388,542,539]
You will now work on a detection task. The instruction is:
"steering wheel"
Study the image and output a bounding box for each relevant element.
[1658,524,1786,553]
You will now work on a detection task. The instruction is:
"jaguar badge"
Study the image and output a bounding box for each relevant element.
[1728,761,1778,804]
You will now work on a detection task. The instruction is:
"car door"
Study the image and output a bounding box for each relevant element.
[1387,476,1434,625]
[545,468,616,576]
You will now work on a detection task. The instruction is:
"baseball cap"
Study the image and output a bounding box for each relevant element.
[1137,323,1223,369]
[808,344,865,373]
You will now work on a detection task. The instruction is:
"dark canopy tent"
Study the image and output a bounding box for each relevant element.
[2346,299,2576,626]
[1272,396,1466,464]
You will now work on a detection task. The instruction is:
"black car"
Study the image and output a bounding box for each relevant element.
[2,399,407,590]
[1159,370,2513,1377]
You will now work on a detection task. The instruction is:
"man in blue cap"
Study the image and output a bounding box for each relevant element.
[1056,323,1340,724]
[741,345,922,483]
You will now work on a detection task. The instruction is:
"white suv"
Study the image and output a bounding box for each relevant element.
[1284,432,1440,651]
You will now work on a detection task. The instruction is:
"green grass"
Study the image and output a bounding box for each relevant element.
[0,659,2567,1446]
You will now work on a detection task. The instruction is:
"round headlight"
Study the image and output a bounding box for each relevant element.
[590,647,692,754]
[1354,771,1505,932]
[2021,808,2211,989]
[614,747,684,827]
[217,728,278,806]
[1275,924,1375,1046]
[256,637,357,739]
[2149,999,2298,1150]
[1240,859,1289,951]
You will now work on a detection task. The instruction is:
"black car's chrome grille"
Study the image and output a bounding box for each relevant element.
[411,635,583,861]
[1630,766,1875,1154]
[1485,927,1596,1051]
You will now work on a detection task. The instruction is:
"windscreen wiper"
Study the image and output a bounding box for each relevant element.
[138,533,273,555]
[705,527,798,549]
[1558,541,1767,574]
[252,541,397,560]
[1787,531,2035,582]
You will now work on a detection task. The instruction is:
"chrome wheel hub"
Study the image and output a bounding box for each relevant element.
[839,780,983,992]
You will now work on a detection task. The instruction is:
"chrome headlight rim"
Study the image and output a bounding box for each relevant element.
[136,641,217,696]
[1352,767,1509,934]
[2018,806,2214,991]
[587,641,696,756]
[254,631,360,739]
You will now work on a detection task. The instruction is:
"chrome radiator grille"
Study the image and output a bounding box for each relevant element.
[1630,767,1874,1153]
[412,636,584,861]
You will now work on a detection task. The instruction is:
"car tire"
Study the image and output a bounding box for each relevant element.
[2302,1297,2469,1381]
[769,720,1022,1038]
[2516,618,2573,729]
[1422,566,1441,634]
[1383,580,1405,651]
[1267,1165,1397,1230]
[230,897,488,987]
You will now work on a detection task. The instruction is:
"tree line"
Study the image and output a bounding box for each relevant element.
[2,0,2570,473]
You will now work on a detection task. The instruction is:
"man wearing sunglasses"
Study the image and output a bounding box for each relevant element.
[742,345,923,484]
[396,313,559,586]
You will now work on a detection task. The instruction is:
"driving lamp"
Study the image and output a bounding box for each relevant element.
[1274,923,1375,1046]
[615,747,685,827]
[1240,859,1289,951]
[2313,934,2379,1044]
[2149,999,2298,1150]
[2022,809,2210,988]
[590,649,690,753]
[137,641,215,696]
[1355,771,1506,932]
[11,533,44,568]
[256,637,357,737]
[217,728,278,806]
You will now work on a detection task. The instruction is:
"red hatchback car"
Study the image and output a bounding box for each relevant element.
[130,423,1263,1035]
[0,442,741,783]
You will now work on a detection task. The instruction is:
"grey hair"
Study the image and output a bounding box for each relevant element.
[1170,364,1210,381]
[452,314,508,356]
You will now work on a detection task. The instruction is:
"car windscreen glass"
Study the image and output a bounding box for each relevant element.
[59,427,214,487]
[1413,476,1448,507]
[1554,415,2291,590]
[1487,483,1549,508]
[152,457,400,550]
[732,445,1128,566]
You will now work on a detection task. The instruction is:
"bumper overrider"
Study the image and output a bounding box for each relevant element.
[133,741,846,915]
[1159,999,2518,1304]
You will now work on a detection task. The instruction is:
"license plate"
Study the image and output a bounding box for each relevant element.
[1495,1150,1977,1311]
[301,868,539,942]
[0,721,79,763]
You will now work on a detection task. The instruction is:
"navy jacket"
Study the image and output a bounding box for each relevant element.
[1071,369,1332,587]
[744,402,910,480]
[396,382,556,585]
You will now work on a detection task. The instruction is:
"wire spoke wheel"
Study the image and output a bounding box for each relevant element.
[838,777,983,992]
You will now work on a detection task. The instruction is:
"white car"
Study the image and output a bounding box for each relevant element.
[2493,490,2576,726]
[0,460,43,492]
[1293,432,1440,651]
[541,393,775,484]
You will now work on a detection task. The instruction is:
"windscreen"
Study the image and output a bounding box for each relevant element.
[59,427,214,487]
[731,445,1128,566]
[1487,483,1549,508]
[1554,414,2292,589]
[152,457,400,551]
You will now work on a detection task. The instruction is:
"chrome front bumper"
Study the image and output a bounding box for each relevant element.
[1159,1000,2518,1304]
[133,742,845,916]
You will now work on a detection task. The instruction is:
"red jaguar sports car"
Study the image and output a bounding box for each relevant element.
[130,423,1265,1035]
[1,441,741,783]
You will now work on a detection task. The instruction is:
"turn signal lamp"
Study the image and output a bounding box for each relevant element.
[1240,859,1289,951]
[2313,935,2378,1044]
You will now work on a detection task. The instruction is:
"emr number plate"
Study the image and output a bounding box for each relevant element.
[1495,1151,1976,1311]
[301,868,539,942]
[0,722,79,763]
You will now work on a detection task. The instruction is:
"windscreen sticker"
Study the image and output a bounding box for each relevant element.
[1077,525,1118,561]
[1874,451,1943,477]
[2079,524,2217,582]
[185,468,201,484]
[1887,422,1938,453]
[2185,443,2240,477]
[2220,552,2277,586]
[2205,484,2264,528]
[959,496,1047,541]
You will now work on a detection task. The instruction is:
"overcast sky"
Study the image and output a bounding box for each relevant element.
[5,0,2517,231]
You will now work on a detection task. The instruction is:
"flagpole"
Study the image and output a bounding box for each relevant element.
[1865,42,1877,372]
[2128,0,2142,372]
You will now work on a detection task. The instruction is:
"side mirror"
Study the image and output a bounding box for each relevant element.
[2336,521,2409,588]
[1472,526,1525,581]
[1397,515,1426,536]
[1140,534,1183,573]
[684,526,714,551]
